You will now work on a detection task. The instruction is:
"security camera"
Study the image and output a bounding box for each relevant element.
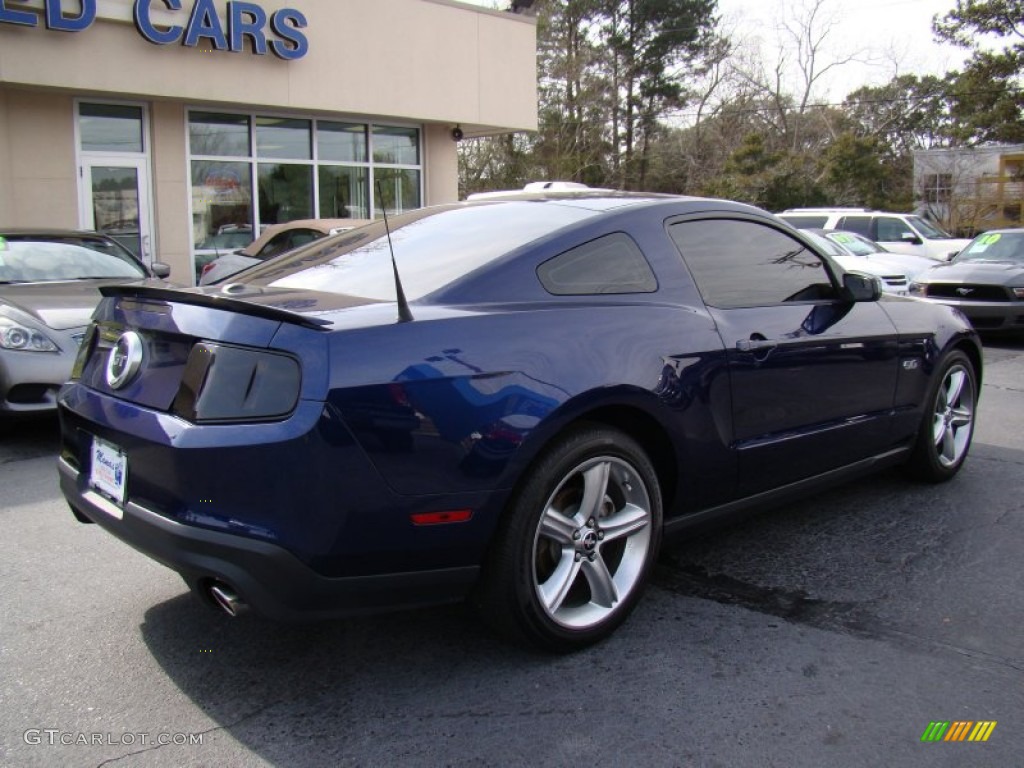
[451,126,464,142]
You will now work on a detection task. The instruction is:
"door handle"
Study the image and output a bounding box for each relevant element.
[736,338,778,353]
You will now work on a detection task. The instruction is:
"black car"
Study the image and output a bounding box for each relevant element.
[57,192,981,651]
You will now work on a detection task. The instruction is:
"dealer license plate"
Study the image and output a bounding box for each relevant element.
[90,437,127,506]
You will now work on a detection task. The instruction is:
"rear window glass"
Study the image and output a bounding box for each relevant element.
[242,203,597,300]
[538,233,657,295]
[0,240,146,282]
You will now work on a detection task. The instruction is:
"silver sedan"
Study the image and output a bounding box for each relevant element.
[0,231,167,421]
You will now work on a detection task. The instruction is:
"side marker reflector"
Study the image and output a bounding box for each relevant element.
[410,509,473,526]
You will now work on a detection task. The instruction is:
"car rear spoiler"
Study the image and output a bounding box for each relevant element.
[99,284,333,330]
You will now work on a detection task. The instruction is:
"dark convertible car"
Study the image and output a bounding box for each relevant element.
[57,191,981,651]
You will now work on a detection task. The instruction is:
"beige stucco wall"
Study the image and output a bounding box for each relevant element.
[0,88,10,224]
[150,101,190,280]
[0,0,536,281]
[424,124,459,206]
[0,88,77,228]
[0,0,537,134]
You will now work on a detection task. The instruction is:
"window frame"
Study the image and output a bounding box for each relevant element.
[186,107,423,282]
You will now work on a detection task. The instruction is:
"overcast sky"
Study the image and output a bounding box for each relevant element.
[456,0,969,102]
[716,0,968,100]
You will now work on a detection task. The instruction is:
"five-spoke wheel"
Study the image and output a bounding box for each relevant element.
[474,425,662,651]
[906,349,978,482]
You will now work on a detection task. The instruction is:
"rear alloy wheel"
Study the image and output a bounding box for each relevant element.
[905,350,977,482]
[476,426,662,652]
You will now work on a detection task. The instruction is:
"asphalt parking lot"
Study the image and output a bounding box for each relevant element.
[1,338,1022,767]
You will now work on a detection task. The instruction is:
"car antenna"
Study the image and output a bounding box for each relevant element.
[376,181,413,323]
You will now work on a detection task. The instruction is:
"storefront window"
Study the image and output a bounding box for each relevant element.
[374,168,421,217]
[318,122,367,163]
[256,117,311,160]
[372,126,419,165]
[189,112,250,157]
[258,163,313,224]
[188,109,421,283]
[79,104,143,153]
[191,160,254,280]
[319,165,368,219]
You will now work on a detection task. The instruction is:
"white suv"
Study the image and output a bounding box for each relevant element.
[777,208,971,261]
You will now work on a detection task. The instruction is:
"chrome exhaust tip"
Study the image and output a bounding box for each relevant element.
[208,582,247,617]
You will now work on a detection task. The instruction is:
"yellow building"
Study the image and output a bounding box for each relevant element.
[0,0,537,281]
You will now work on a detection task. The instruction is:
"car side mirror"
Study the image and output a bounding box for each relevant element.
[900,232,922,245]
[842,271,882,302]
[150,262,171,279]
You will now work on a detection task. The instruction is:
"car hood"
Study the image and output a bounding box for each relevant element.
[833,255,906,278]
[923,261,1024,285]
[0,279,150,330]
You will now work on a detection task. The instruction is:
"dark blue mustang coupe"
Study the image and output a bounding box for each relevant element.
[57,191,981,651]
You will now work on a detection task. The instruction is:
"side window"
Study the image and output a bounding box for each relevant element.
[668,219,836,308]
[876,217,913,241]
[537,233,657,295]
[835,216,872,236]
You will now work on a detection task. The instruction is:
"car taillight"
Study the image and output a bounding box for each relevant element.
[200,262,216,277]
[171,342,301,423]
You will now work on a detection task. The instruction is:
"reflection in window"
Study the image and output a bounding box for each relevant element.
[189,112,250,157]
[538,233,657,295]
[318,122,367,162]
[258,164,313,225]
[319,165,368,219]
[670,219,836,308]
[374,168,421,217]
[256,117,311,160]
[79,103,143,153]
[190,160,254,257]
[372,126,419,164]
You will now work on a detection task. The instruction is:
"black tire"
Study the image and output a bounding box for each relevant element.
[903,349,978,483]
[473,424,663,652]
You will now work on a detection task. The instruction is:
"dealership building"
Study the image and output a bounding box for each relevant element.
[0,0,537,281]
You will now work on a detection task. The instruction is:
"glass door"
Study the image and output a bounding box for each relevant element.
[80,157,152,262]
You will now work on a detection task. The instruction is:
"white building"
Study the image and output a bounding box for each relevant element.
[913,144,1024,236]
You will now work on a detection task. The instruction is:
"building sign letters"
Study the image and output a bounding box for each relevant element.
[0,0,309,60]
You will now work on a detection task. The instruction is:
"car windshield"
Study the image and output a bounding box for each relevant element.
[827,232,883,256]
[907,216,954,239]
[241,202,599,301]
[0,239,146,283]
[806,232,848,258]
[954,232,1024,263]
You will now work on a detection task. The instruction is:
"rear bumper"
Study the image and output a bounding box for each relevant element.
[59,457,479,620]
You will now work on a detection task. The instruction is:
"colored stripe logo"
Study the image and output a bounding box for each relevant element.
[921,721,997,742]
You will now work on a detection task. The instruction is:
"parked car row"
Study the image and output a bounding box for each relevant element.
[779,216,1024,336]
